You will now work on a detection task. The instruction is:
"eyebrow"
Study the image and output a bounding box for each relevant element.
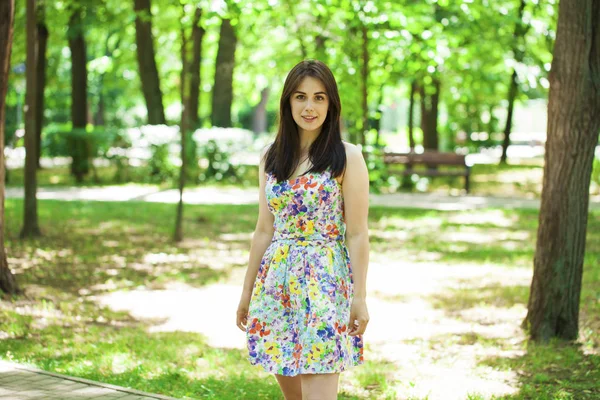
[293,91,328,96]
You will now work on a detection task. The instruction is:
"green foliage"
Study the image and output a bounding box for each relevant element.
[43,123,127,158]
[363,145,400,194]
[146,143,177,183]
[236,103,277,134]
[199,139,241,183]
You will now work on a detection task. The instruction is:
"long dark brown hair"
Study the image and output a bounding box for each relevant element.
[264,59,346,182]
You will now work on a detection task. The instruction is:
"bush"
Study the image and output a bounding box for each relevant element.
[199,139,239,183]
[363,145,401,194]
[42,124,130,182]
[147,143,177,183]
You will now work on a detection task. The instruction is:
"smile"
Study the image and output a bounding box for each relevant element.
[302,116,317,122]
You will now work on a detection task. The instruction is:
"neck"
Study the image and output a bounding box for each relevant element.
[298,128,321,152]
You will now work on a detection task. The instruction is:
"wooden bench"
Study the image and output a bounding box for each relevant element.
[383,151,472,193]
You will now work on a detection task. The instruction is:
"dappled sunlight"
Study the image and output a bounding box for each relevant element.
[90,258,535,399]
[447,209,518,227]
[360,260,532,399]
[477,167,544,185]
[96,283,247,349]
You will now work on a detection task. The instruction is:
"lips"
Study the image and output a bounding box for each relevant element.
[302,116,317,123]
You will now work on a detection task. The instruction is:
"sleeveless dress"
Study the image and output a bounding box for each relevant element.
[246,167,364,376]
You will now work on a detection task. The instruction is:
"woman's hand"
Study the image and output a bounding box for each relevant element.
[348,298,369,336]
[236,293,251,332]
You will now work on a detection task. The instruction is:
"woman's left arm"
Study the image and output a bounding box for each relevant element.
[341,143,370,336]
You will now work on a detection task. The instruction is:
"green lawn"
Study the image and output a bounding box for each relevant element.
[1,199,599,399]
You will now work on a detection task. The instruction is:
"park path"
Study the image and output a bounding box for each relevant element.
[6,185,600,210]
[0,360,178,400]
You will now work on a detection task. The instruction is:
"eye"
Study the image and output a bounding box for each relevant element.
[295,94,305,100]
[316,95,325,101]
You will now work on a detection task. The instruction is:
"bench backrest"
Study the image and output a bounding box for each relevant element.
[383,151,467,166]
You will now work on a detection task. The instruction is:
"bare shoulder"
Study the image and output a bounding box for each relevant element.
[342,141,363,160]
[339,141,367,185]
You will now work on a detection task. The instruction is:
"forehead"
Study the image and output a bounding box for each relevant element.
[294,76,327,93]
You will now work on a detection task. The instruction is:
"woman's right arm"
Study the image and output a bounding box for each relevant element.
[236,148,275,331]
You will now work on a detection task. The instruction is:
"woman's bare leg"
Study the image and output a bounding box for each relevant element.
[275,374,303,400]
[300,373,340,400]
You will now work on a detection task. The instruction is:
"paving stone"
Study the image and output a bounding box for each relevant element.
[11,389,48,398]
[0,361,180,400]
[70,385,118,396]
[29,377,65,388]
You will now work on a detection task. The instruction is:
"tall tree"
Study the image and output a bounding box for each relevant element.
[187,6,204,128]
[20,0,41,239]
[408,80,417,151]
[500,0,529,164]
[211,18,237,128]
[67,2,89,183]
[252,87,269,135]
[420,78,440,151]
[134,0,166,125]
[0,0,20,294]
[523,0,600,341]
[35,1,48,169]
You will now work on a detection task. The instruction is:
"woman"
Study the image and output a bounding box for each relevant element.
[236,59,370,400]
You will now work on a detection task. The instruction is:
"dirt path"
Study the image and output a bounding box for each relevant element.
[7,185,600,210]
[96,254,533,399]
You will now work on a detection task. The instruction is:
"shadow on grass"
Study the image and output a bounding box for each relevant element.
[0,313,388,400]
[479,340,600,400]
[5,199,259,294]
[429,283,530,312]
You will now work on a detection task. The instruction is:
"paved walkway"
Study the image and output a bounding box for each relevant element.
[0,360,179,400]
[6,185,600,211]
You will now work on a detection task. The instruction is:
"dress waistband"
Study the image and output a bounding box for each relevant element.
[272,236,344,244]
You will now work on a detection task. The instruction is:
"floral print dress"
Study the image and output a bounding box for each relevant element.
[246,167,364,376]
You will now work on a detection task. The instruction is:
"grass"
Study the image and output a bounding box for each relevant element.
[1,199,599,399]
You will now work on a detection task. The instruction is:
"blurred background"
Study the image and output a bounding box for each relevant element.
[5,0,599,197]
[2,0,600,399]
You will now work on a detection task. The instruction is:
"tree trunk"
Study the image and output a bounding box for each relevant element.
[500,69,518,164]
[188,6,204,129]
[523,0,600,342]
[500,0,528,165]
[360,24,368,147]
[35,8,47,169]
[68,4,89,183]
[134,0,165,125]
[174,22,189,243]
[20,0,41,239]
[408,80,416,151]
[420,79,440,151]
[252,87,269,135]
[0,0,21,295]
[211,18,236,128]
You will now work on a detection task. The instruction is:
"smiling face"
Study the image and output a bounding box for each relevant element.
[290,76,329,136]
